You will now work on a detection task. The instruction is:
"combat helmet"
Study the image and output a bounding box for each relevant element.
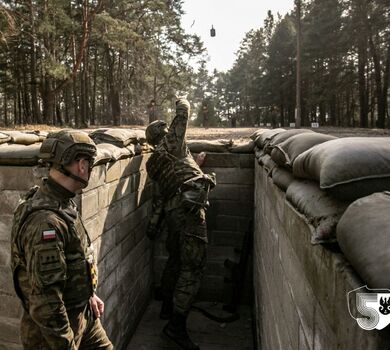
[145,120,168,146]
[39,130,97,186]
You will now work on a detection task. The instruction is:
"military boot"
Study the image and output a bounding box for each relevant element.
[160,298,173,320]
[162,313,200,350]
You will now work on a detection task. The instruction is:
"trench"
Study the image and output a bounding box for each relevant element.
[0,152,255,350]
[1,148,389,349]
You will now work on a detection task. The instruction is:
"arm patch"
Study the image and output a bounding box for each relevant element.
[33,245,66,287]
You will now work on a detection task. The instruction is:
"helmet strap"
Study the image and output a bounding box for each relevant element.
[58,165,89,188]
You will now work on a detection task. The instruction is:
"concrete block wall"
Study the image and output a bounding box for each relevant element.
[0,154,153,350]
[153,152,254,304]
[254,161,390,350]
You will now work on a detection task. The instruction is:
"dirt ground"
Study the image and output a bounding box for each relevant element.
[2,125,390,140]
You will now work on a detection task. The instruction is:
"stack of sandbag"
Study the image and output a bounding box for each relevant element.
[287,180,350,244]
[0,130,45,165]
[293,137,390,201]
[4,130,41,145]
[94,143,135,165]
[264,129,314,154]
[250,129,268,141]
[271,167,295,191]
[0,143,41,166]
[254,128,286,149]
[187,139,233,153]
[337,192,390,288]
[271,133,337,168]
[89,128,146,147]
[228,139,255,154]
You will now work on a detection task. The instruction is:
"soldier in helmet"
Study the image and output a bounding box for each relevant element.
[145,98,216,350]
[11,130,113,349]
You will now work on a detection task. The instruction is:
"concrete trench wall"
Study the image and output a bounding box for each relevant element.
[254,161,390,350]
[0,151,255,349]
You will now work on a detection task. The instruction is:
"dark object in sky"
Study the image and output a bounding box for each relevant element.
[210,25,216,37]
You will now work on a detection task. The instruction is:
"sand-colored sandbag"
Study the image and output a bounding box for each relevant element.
[250,129,268,141]
[90,128,145,147]
[0,143,41,165]
[286,180,349,244]
[0,132,11,145]
[264,129,314,154]
[255,148,265,161]
[187,139,233,153]
[293,137,390,201]
[26,130,48,142]
[229,140,255,153]
[95,143,133,163]
[337,192,390,288]
[254,128,285,149]
[272,167,295,192]
[5,131,40,145]
[271,133,337,167]
[259,154,277,174]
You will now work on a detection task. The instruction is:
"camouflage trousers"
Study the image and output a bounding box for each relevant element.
[20,304,113,349]
[161,206,207,315]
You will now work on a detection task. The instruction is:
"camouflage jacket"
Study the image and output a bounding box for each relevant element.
[11,177,96,349]
[146,106,214,200]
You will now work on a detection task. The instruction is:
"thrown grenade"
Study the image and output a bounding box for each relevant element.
[210,25,216,37]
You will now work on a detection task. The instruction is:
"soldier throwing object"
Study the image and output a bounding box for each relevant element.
[145,98,216,350]
[11,130,113,349]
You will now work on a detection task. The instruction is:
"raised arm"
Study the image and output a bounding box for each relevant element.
[165,98,191,157]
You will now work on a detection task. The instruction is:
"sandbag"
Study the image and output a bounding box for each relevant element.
[90,128,145,147]
[254,128,285,149]
[259,154,277,173]
[187,139,233,153]
[0,132,11,145]
[264,129,314,154]
[286,180,349,244]
[5,131,40,145]
[271,133,337,167]
[95,143,133,162]
[26,130,48,142]
[250,129,267,141]
[229,140,255,153]
[272,167,295,192]
[255,148,265,161]
[337,192,390,288]
[0,143,41,165]
[293,137,390,201]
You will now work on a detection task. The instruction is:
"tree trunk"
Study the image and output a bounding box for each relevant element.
[29,0,41,124]
[42,78,55,125]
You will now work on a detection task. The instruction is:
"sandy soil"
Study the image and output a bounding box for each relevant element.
[2,125,390,140]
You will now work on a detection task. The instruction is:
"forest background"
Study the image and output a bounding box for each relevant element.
[0,0,389,129]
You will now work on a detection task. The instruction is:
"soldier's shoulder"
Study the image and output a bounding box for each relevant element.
[26,209,67,227]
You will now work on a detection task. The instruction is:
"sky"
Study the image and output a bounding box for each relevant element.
[181,0,295,72]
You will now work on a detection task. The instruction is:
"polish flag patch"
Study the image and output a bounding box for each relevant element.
[42,229,56,240]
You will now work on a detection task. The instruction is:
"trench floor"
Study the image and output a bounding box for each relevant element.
[126,300,254,350]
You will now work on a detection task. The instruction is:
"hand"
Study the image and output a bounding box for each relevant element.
[196,152,206,167]
[176,98,190,116]
[89,294,104,318]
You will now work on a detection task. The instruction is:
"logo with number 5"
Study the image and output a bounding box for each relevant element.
[348,286,390,330]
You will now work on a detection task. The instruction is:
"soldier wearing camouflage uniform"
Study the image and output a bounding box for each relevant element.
[11,130,113,349]
[145,98,216,350]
